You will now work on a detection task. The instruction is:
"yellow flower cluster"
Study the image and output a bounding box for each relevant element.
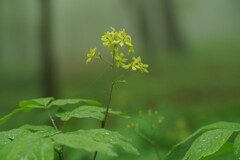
[121,56,149,73]
[86,27,149,73]
[101,27,134,53]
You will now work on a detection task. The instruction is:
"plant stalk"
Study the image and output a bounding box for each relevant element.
[92,46,117,160]
[46,108,64,160]
[46,108,58,131]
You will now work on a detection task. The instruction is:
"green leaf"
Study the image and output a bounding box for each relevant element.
[19,97,54,109]
[0,108,24,125]
[200,142,233,160]
[167,121,240,156]
[55,106,130,121]
[52,129,139,156]
[233,133,240,159]
[183,129,234,160]
[52,130,116,156]
[20,124,59,137]
[0,128,32,148]
[0,134,54,160]
[108,109,130,119]
[20,124,55,131]
[48,98,102,108]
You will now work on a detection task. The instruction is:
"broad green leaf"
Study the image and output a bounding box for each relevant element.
[55,106,130,121]
[19,97,54,109]
[48,99,102,108]
[20,124,59,137]
[20,124,55,131]
[183,129,234,160]
[167,121,240,155]
[0,134,54,160]
[233,133,240,159]
[200,142,233,160]
[0,128,32,148]
[52,129,139,156]
[0,108,24,125]
[52,131,116,156]
[86,129,139,155]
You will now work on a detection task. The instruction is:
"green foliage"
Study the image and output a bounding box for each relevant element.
[52,129,139,157]
[48,98,102,107]
[233,134,240,159]
[168,121,240,160]
[0,133,54,160]
[55,106,129,121]
[0,97,137,160]
[1,97,103,125]
[20,124,59,137]
[183,129,233,160]
[19,97,54,109]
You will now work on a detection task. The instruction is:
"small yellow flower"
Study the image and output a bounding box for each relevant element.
[118,29,134,53]
[101,32,113,49]
[137,62,149,73]
[130,56,149,72]
[115,53,128,67]
[128,46,135,53]
[131,57,141,71]
[101,27,120,49]
[86,48,97,64]
[122,63,131,70]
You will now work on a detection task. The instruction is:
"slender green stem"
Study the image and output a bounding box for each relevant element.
[96,55,112,66]
[101,82,114,128]
[46,108,64,160]
[92,46,117,160]
[135,127,154,144]
[46,108,58,131]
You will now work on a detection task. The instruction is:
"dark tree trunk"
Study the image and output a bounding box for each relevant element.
[137,2,153,51]
[39,0,57,97]
[122,0,154,52]
[161,0,184,52]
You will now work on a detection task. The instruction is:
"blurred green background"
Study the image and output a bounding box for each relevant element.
[0,0,240,159]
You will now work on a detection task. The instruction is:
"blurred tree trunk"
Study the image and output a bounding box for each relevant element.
[161,0,184,52]
[122,0,154,52]
[137,1,152,51]
[39,0,57,97]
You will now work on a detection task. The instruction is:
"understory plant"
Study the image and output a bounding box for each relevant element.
[127,109,164,160]
[0,27,149,160]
